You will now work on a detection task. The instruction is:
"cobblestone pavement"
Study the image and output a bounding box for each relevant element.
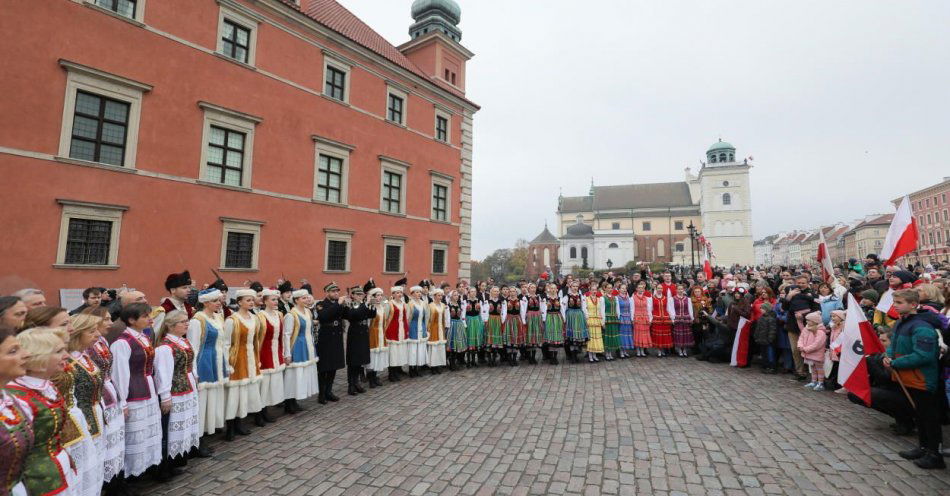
[140,358,950,496]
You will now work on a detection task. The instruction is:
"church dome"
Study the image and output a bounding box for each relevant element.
[411,0,461,24]
[707,139,735,152]
[565,222,594,238]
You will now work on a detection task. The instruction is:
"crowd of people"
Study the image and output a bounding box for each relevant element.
[0,256,948,495]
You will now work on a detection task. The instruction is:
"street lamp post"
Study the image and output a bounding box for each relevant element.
[687,222,697,273]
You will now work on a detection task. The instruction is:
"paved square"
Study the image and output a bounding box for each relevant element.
[141,359,950,495]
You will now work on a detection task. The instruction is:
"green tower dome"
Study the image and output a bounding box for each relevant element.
[706,139,737,164]
[707,139,735,152]
[410,0,463,42]
[411,0,461,24]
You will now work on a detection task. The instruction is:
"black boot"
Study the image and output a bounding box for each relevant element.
[326,371,340,401]
[234,417,251,435]
[368,370,381,388]
[359,367,367,384]
[195,437,214,457]
[899,447,927,460]
[261,406,275,423]
[353,368,367,393]
[224,419,236,441]
[914,449,947,469]
[253,411,266,427]
[563,343,574,363]
[388,367,399,382]
[318,373,328,404]
[284,398,297,414]
[347,370,358,396]
[478,349,487,365]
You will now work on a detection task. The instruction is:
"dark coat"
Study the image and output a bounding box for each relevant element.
[754,311,779,346]
[316,298,349,371]
[345,303,376,367]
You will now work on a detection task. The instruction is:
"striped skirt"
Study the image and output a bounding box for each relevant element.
[465,316,484,349]
[586,317,604,353]
[619,320,634,350]
[651,317,673,349]
[603,319,621,352]
[485,315,504,348]
[448,319,468,352]
[673,318,694,347]
[633,317,652,348]
[524,311,544,347]
[505,315,526,347]
[564,308,588,343]
[543,313,564,345]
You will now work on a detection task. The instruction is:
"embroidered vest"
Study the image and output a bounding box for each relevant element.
[68,356,103,437]
[0,395,34,494]
[163,337,195,395]
[5,385,68,496]
[118,332,154,401]
[194,314,223,384]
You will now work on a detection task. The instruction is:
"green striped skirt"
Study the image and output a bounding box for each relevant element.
[544,313,564,345]
[564,308,588,342]
[448,319,467,352]
[485,315,504,348]
[603,321,621,352]
[505,315,525,347]
[465,315,484,349]
[524,311,543,347]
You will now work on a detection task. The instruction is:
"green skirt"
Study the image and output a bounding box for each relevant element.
[525,311,543,346]
[465,316,484,349]
[544,313,564,344]
[603,321,621,352]
[485,315,504,348]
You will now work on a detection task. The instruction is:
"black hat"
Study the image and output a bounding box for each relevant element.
[301,283,313,295]
[395,277,408,287]
[210,278,228,292]
[249,281,264,292]
[165,270,191,291]
[866,253,879,261]
[363,278,376,293]
[277,280,293,293]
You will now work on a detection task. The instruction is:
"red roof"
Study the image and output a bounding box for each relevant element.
[855,213,894,229]
[825,225,850,241]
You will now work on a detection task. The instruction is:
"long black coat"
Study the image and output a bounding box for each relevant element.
[345,303,375,366]
[316,298,349,371]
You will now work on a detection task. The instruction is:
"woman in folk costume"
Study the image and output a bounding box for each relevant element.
[0,326,34,496]
[383,285,410,382]
[502,288,525,367]
[539,282,564,365]
[462,288,484,368]
[255,289,285,422]
[223,290,263,439]
[282,290,319,414]
[483,286,505,367]
[426,289,449,373]
[562,281,588,363]
[631,281,653,357]
[650,284,674,357]
[406,287,431,377]
[186,289,228,445]
[671,284,695,357]
[152,310,200,481]
[82,306,130,492]
[61,314,105,495]
[7,327,79,495]
[616,283,634,358]
[111,303,162,478]
[445,290,467,371]
[522,283,544,365]
[601,283,621,362]
[365,287,388,388]
[584,287,606,363]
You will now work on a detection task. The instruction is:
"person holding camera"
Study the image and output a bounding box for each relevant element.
[783,275,819,380]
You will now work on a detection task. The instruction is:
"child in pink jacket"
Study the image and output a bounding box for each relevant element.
[797,311,828,391]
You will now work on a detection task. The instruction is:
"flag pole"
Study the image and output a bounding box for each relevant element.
[892,372,917,410]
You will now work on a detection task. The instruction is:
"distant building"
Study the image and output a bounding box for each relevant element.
[899,177,950,265]
[526,225,560,280]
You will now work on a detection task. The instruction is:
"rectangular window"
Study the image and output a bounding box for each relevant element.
[325,66,346,101]
[436,115,448,142]
[612,222,620,230]
[433,248,446,274]
[316,154,343,203]
[206,125,246,187]
[642,222,651,231]
[225,231,254,269]
[326,240,348,271]
[675,243,685,252]
[926,198,931,207]
[69,91,130,166]
[388,94,404,124]
[64,218,113,265]
[929,232,935,246]
[432,183,448,221]
[383,171,403,214]
[385,244,402,273]
[221,20,251,63]
[95,0,136,18]
[674,221,684,231]
[927,214,933,224]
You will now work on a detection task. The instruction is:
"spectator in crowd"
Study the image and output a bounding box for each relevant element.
[0,296,28,330]
[69,286,102,315]
[11,288,46,309]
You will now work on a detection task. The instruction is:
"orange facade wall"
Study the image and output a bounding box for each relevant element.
[0,0,473,303]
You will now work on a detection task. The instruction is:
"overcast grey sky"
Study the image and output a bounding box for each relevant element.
[340,0,950,259]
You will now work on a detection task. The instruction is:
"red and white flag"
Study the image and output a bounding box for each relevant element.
[701,245,713,280]
[730,316,753,367]
[875,288,900,320]
[879,196,918,266]
[817,229,834,282]
[836,293,886,405]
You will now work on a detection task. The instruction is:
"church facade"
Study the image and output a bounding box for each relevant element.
[538,140,754,273]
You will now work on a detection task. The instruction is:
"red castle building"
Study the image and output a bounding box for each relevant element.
[0,0,478,303]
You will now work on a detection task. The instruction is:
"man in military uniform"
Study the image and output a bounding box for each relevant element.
[153,269,195,334]
[277,280,294,315]
[316,282,349,404]
[344,281,377,395]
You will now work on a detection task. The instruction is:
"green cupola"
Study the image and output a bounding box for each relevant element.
[706,138,736,164]
[410,0,462,42]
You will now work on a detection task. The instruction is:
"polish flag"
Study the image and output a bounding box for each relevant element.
[701,245,713,280]
[836,293,886,405]
[879,196,918,266]
[875,288,900,320]
[730,317,753,367]
[817,229,834,283]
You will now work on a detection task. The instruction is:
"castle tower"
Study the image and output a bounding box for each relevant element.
[527,224,560,279]
[698,139,754,266]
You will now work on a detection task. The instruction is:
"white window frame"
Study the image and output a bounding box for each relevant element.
[323,229,353,273]
[430,171,453,223]
[322,51,352,104]
[216,0,262,67]
[434,107,452,143]
[431,241,449,275]
[58,60,151,169]
[219,217,263,272]
[54,199,127,269]
[198,101,260,190]
[312,136,352,205]
[85,0,147,24]
[383,236,406,274]
[380,157,410,215]
[386,84,409,126]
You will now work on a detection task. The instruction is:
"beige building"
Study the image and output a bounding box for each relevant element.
[849,214,892,262]
[899,177,950,265]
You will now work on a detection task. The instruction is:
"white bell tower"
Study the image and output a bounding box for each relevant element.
[698,139,754,266]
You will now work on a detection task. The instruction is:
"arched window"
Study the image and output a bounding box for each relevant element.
[581,247,588,259]
[569,247,577,259]
[608,243,619,249]
[709,154,717,163]
[728,153,734,162]
[575,214,583,223]
[543,247,551,266]
[719,153,726,162]
[657,239,665,257]
[723,193,732,206]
